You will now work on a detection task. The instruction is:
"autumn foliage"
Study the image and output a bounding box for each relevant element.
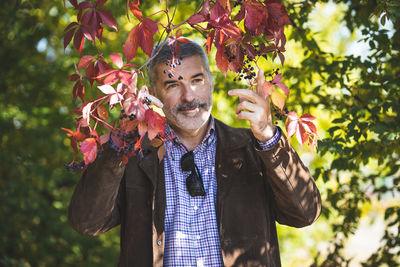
[62,0,319,170]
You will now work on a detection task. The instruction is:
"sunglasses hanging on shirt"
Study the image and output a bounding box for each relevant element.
[180,151,206,197]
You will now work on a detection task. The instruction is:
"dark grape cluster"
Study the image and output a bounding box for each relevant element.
[266,68,280,80]
[234,58,257,82]
[274,107,289,121]
[120,108,136,121]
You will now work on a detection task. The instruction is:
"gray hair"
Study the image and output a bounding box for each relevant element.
[146,39,211,90]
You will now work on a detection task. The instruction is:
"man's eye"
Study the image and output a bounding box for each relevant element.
[167,83,178,89]
[192,78,203,84]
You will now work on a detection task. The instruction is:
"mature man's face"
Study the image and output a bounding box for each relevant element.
[152,55,213,135]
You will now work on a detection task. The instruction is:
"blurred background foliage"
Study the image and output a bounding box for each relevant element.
[1,0,399,266]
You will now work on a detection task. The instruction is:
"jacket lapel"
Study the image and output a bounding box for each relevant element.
[138,142,166,236]
[214,119,253,228]
[138,145,159,189]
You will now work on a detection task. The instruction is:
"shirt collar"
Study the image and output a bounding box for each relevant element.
[164,115,216,149]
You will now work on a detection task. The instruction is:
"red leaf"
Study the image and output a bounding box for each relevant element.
[243,43,256,58]
[285,111,319,148]
[74,131,86,141]
[140,18,159,56]
[97,60,112,73]
[300,113,317,121]
[220,22,242,40]
[188,0,210,24]
[138,121,147,138]
[73,28,85,54]
[68,74,80,81]
[142,18,158,36]
[270,89,286,111]
[302,120,317,134]
[73,80,85,103]
[175,29,183,38]
[64,27,76,50]
[285,111,298,137]
[177,37,190,44]
[99,133,110,144]
[65,21,78,33]
[274,79,289,97]
[128,0,143,21]
[134,136,144,151]
[267,3,291,27]
[97,25,103,43]
[98,9,118,31]
[81,102,93,127]
[78,55,95,69]
[210,1,226,23]
[78,2,94,10]
[123,25,140,62]
[80,138,97,165]
[86,61,96,86]
[103,71,119,85]
[205,30,215,54]
[188,13,207,24]
[278,52,285,66]
[61,127,74,135]
[296,122,308,146]
[243,2,265,34]
[81,10,98,41]
[217,0,231,12]
[110,53,123,69]
[215,46,228,74]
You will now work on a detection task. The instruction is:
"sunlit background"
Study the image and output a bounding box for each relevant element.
[1,0,399,266]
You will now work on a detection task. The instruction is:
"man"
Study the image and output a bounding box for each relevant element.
[68,40,321,267]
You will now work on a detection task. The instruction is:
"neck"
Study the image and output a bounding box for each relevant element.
[170,119,211,151]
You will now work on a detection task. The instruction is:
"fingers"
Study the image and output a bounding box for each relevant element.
[235,100,257,114]
[146,95,164,108]
[228,89,264,104]
[236,110,264,126]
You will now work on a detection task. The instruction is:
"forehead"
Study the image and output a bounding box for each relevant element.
[154,55,207,81]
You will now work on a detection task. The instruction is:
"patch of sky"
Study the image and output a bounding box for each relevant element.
[36,38,48,53]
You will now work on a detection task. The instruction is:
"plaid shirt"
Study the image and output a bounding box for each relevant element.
[162,117,281,267]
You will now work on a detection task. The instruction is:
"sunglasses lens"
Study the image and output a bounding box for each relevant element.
[186,172,206,197]
[181,151,205,197]
[181,151,194,172]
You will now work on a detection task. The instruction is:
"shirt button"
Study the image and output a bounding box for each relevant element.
[196,235,200,240]
[157,240,162,246]
[193,205,198,210]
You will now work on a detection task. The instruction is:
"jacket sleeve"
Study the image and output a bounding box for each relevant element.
[257,133,322,228]
[68,144,126,236]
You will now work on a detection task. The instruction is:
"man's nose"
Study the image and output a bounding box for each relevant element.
[181,82,196,102]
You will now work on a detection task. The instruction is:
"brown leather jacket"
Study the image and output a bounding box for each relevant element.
[68,119,321,267]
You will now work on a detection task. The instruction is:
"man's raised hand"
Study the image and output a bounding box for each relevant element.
[228,69,276,142]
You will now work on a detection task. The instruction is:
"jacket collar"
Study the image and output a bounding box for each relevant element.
[138,118,254,188]
[214,118,253,152]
